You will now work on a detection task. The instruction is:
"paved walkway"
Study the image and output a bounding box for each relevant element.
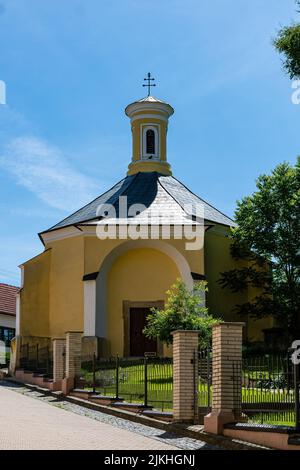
[0,386,178,450]
[0,383,218,450]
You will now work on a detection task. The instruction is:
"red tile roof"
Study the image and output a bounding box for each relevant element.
[0,283,19,316]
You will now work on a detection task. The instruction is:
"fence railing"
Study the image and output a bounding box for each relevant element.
[197,348,212,413]
[20,343,53,377]
[195,347,300,429]
[241,352,300,428]
[75,355,173,412]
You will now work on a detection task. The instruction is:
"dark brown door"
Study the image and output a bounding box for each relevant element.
[129,307,157,357]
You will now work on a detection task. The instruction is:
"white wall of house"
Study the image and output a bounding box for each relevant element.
[0,313,16,329]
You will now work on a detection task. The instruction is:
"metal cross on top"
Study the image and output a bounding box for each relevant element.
[143,72,156,96]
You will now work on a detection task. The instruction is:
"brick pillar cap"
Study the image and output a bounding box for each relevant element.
[212,322,245,328]
[171,329,200,335]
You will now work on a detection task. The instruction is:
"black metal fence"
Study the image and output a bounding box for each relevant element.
[197,349,212,410]
[241,352,300,428]
[75,355,173,412]
[20,343,53,377]
[196,347,300,429]
[197,348,212,414]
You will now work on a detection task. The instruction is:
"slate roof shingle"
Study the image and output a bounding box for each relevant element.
[44,172,235,233]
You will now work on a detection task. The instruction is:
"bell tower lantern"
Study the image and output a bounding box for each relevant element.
[125,73,174,176]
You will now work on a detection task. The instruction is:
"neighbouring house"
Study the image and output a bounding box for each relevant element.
[0,283,19,356]
[14,89,273,361]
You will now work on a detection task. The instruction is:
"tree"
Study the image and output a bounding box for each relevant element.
[143,279,220,348]
[219,159,300,337]
[274,1,300,79]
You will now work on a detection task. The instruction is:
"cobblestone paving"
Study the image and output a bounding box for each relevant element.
[0,382,220,450]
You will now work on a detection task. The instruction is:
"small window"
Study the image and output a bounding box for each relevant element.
[0,326,15,346]
[146,129,155,154]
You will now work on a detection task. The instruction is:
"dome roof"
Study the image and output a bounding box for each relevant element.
[136,95,167,104]
[125,95,174,118]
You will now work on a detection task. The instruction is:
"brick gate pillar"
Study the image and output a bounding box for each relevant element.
[204,322,244,435]
[65,331,82,378]
[62,331,83,394]
[52,338,66,383]
[172,330,199,423]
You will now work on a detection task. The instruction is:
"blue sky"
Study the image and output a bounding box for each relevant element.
[0,0,299,286]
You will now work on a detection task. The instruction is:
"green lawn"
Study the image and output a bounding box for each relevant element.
[81,360,173,411]
[247,413,295,427]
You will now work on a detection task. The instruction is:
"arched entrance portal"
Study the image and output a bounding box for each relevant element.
[90,240,193,357]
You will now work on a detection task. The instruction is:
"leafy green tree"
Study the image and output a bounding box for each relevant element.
[219,159,300,336]
[274,1,300,78]
[143,279,220,348]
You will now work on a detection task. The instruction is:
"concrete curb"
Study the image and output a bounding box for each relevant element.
[3,377,270,451]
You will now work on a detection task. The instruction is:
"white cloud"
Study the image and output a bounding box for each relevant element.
[0,136,99,211]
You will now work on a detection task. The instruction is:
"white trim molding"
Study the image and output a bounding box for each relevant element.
[20,265,24,288]
[40,225,83,244]
[15,292,21,336]
[125,101,174,119]
[83,280,96,336]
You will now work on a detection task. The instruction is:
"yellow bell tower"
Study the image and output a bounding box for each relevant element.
[125,73,174,176]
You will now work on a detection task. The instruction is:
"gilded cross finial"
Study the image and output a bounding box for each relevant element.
[143,72,156,96]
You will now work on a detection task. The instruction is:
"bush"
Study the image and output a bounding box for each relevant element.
[143,279,220,348]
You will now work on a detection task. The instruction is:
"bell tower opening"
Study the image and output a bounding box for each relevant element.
[142,126,159,160]
[146,129,155,155]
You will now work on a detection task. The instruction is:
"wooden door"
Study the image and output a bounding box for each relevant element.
[129,307,157,357]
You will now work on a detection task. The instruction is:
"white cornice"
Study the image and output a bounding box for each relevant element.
[40,222,210,245]
[125,101,174,119]
[41,225,84,244]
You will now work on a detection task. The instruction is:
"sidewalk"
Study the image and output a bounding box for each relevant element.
[0,385,178,450]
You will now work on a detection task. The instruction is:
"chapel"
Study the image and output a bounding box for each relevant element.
[16,77,272,357]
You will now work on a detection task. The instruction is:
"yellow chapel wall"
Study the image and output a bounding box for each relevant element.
[84,236,204,278]
[46,236,84,337]
[20,250,51,337]
[204,227,273,342]
[42,234,203,354]
[21,233,204,342]
[246,282,273,343]
[20,227,272,345]
[84,236,204,356]
[106,247,180,357]
[131,113,168,163]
